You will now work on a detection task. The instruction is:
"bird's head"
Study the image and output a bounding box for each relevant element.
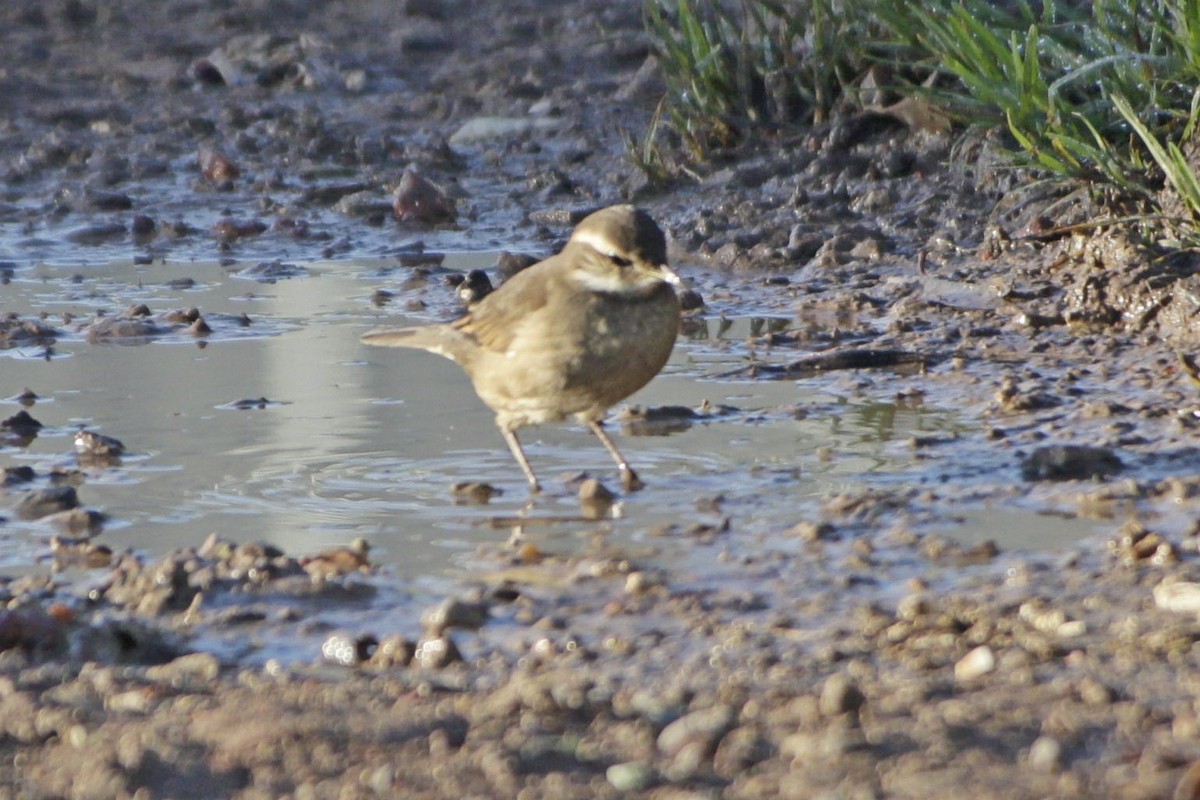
[566,205,680,294]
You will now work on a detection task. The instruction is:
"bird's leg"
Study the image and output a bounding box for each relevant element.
[587,421,644,491]
[500,428,542,493]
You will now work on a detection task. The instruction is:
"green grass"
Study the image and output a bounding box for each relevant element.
[642,0,1200,234]
[643,0,882,152]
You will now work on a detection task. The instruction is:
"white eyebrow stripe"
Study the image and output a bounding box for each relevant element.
[569,229,621,255]
[568,267,629,292]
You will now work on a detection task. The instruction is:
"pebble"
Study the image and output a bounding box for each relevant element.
[819,673,865,717]
[106,689,152,714]
[320,633,376,667]
[43,510,107,534]
[1154,582,1200,614]
[450,481,501,505]
[495,251,538,280]
[1028,735,1062,773]
[454,269,493,304]
[657,704,735,758]
[624,571,665,595]
[393,167,456,224]
[954,645,996,681]
[333,190,393,218]
[2,411,43,436]
[678,288,705,311]
[413,635,462,669]
[74,430,125,459]
[420,597,488,635]
[606,761,654,792]
[1020,445,1123,481]
[369,635,416,669]
[779,722,866,760]
[65,223,126,245]
[197,145,240,182]
[788,520,834,542]
[448,116,563,146]
[896,593,931,621]
[145,652,221,685]
[15,487,80,520]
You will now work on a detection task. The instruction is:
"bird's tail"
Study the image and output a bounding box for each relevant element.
[361,325,472,364]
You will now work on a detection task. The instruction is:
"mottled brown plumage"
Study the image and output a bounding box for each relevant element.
[362,205,681,492]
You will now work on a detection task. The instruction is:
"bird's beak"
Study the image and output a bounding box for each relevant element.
[657,265,682,287]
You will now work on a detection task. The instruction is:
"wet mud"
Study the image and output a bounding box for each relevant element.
[5,1,1200,798]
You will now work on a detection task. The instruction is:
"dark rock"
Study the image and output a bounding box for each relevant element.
[2,410,43,437]
[495,252,538,280]
[16,487,80,520]
[1021,445,1123,481]
[455,269,493,304]
[393,168,456,224]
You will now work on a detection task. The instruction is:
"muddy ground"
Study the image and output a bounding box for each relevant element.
[6,1,1200,798]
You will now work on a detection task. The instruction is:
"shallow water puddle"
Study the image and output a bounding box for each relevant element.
[0,257,1111,660]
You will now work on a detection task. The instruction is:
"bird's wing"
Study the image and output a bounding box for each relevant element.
[453,255,558,352]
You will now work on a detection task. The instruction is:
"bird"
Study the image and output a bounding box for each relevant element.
[362,205,681,493]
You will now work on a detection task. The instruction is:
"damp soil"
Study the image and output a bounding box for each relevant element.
[6,1,1200,798]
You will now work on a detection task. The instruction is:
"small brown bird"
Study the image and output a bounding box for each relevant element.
[362,205,681,492]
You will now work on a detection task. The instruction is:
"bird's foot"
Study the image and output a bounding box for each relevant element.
[620,468,644,492]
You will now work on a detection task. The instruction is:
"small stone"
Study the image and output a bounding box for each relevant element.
[657,705,735,758]
[578,477,617,519]
[145,652,221,685]
[896,594,930,621]
[1077,676,1113,706]
[212,219,267,243]
[455,269,493,304]
[578,478,616,504]
[448,116,563,146]
[369,635,416,668]
[198,145,239,183]
[955,645,996,681]
[1028,735,1062,773]
[67,725,89,749]
[625,571,665,595]
[1154,582,1200,614]
[779,722,866,760]
[450,481,502,505]
[1057,620,1088,637]
[606,761,654,792]
[320,633,376,667]
[421,598,488,635]
[678,288,705,311]
[16,487,80,520]
[49,536,112,569]
[106,689,152,714]
[495,252,538,280]
[74,430,125,459]
[65,223,126,245]
[300,539,371,579]
[393,167,456,224]
[2,410,43,437]
[819,673,865,716]
[788,520,834,542]
[413,635,462,669]
[1021,445,1122,481]
[1,466,36,486]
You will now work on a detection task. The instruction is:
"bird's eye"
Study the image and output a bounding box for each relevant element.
[608,253,632,268]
